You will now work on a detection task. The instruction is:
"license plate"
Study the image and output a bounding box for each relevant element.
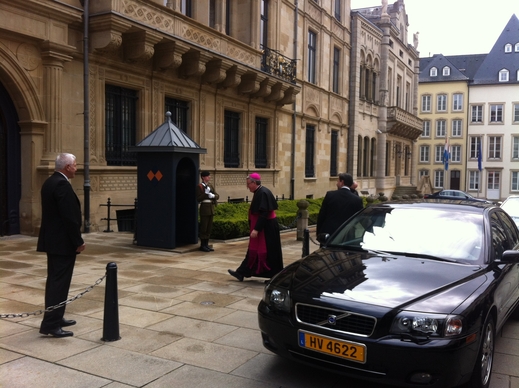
[298,330,366,364]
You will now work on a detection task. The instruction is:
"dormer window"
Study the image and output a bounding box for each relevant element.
[499,69,509,82]
[442,66,450,76]
[430,67,437,77]
[505,43,512,53]
[515,43,519,52]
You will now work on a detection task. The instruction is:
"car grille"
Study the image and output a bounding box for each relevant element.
[295,303,376,337]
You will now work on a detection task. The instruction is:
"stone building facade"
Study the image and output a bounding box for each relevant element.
[0,0,420,235]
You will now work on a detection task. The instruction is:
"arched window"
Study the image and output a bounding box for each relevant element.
[505,43,512,53]
[499,69,509,82]
[515,43,519,52]
[430,67,437,77]
[442,66,450,76]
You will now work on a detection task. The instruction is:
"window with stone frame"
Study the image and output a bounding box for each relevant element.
[512,171,519,191]
[436,120,446,138]
[434,170,444,188]
[470,136,482,159]
[332,47,340,94]
[421,120,430,137]
[305,125,315,177]
[421,95,431,112]
[469,170,480,191]
[437,94,447,111]
[452,93,463,111]
[105,84,138,166]
[435,145,444,163]
[308,30,317,84]
[330,130,338,177]
[165,98,189,133]
[450,145,461,163]
[451,119,462,137]
[224,110,240,167]
[255,117,268,168]
[419,145,429,162]
[488,136,502,159]
[513,136,519,160]
[334,0,341,21]
[490,104,503,123]
[471,105,483,123]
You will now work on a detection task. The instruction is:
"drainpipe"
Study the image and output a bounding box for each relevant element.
[290,0,298,200]
[81,0,90,232]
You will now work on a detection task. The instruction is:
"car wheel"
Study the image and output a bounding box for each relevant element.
[468,316,495,388]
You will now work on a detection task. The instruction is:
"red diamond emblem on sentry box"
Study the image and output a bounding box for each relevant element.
[147,170,163,181]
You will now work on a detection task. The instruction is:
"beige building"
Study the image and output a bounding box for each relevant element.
[0,0,420,236]
[417,54,474,192]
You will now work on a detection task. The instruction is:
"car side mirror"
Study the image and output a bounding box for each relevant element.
[317,233,330,244]
[495,250,519,264]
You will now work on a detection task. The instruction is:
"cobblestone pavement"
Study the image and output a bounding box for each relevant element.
[1,230,518,388]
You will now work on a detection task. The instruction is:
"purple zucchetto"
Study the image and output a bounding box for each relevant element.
[248,172,261,180]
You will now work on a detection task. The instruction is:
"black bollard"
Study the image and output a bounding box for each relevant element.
[302,228,309,258]
[102,262,121,341]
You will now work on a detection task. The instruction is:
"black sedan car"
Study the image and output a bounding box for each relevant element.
[258,200,519,388]
[423,189,491,203]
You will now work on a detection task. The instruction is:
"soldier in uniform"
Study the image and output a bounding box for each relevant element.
[196,171,219,252]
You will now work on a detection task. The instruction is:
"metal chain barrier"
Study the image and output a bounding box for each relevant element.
[278,213,301,230]
[0,272,106,319]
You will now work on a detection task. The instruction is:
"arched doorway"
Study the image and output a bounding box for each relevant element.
[0,81,21,236]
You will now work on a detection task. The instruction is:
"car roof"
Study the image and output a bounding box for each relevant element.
[377,199,494,212]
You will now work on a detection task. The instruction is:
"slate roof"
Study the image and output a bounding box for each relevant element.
[419,54,486,82]
[420,54,471,82]
[419,14,519,85]
[472,14,519,85]
[134,112,206,154]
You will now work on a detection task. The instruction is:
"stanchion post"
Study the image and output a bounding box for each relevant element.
[296,200,309,241]
[302,228,309,258]
[102,262,121,341]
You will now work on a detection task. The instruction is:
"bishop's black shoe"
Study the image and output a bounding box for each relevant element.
[228,269,244,282]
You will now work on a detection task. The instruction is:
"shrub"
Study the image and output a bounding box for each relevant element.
[210,198,323,240]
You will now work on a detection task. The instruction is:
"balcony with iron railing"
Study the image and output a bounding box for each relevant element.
[261,47,297,84]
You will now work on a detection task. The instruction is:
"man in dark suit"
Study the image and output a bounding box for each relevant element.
[38,153,85,338]
[316,173,364,237]
[196,171,219,252]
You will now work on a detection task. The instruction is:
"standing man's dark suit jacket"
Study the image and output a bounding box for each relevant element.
[37,172,83,255]
[316,188,364,236]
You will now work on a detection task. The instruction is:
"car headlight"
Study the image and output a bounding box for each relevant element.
[262,285,291,312]
[390,312,463,337]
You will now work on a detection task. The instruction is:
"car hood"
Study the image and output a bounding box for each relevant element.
[288,248,486,311]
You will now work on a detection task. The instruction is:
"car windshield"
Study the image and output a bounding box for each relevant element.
[328,206,484,262]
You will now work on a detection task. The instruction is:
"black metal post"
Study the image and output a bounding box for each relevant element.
[103,198,113,232]
[102,262,121,341]
[302,228,309,257]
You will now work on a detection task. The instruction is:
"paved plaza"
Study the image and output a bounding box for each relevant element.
[1,230,518,388]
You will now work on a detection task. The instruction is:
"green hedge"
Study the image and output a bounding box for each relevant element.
[208,196,373,240]
[210,198,323,240]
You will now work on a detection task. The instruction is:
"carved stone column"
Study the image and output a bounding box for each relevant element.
[376,14,391,191]
[40,41,73,164]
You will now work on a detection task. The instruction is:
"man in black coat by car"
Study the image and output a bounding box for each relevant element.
[38,153,85,338]
[316,173,364,237]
